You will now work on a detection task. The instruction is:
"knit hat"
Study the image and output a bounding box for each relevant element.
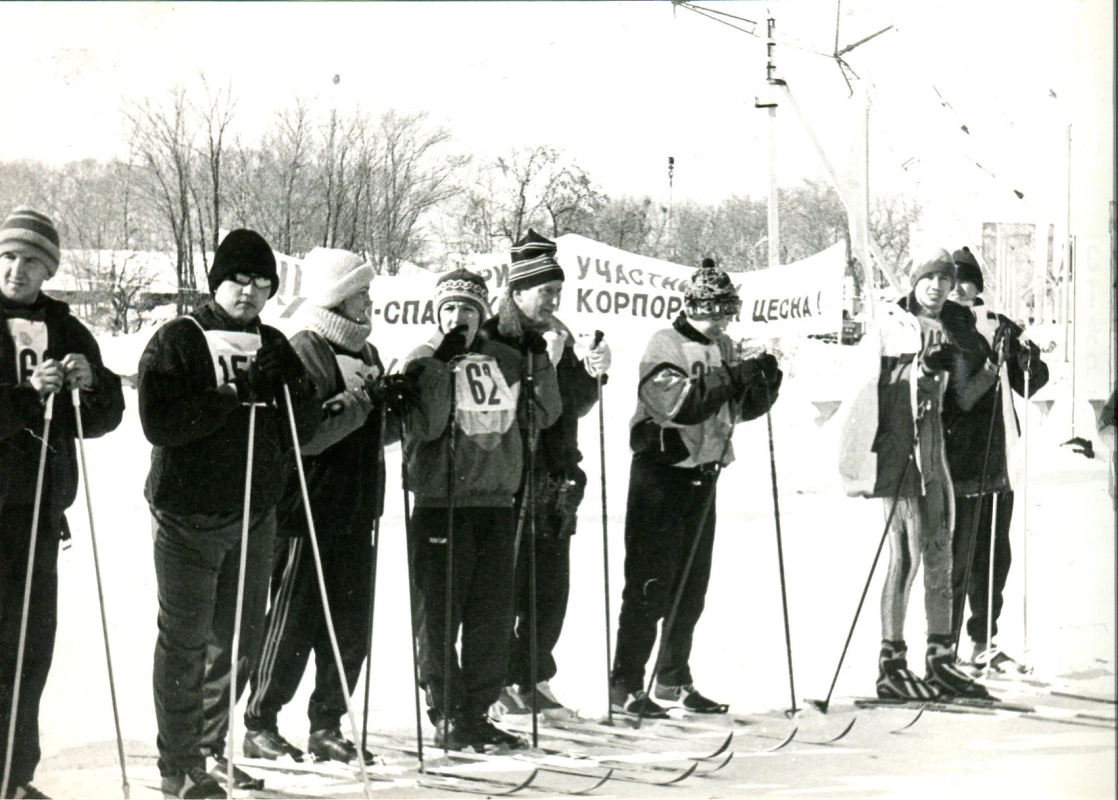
[908,247,956,287]
[435,268,489,320]
[208,229,279,297]
[301,247,374,309]
[684,258,741,319]
[0,208,61,277]
[951,246,984,292]
[509,229,565,291]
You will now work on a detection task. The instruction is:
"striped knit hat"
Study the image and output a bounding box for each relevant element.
[435,268,489,320]
[0,208,61,276]
[509,229,564,291]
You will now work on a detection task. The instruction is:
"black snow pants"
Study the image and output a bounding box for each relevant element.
[244,531,373,734]
[611,457,717,692]
[952,491,1014,644]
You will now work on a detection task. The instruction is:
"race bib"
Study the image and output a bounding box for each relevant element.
[7,319,48,384]
[453,353,517,444]
[337,353,380,392]
[202,329,261,386]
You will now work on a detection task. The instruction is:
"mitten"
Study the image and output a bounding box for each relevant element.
[433,325,469,362]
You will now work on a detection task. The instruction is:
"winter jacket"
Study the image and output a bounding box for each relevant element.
[274,329,398,537]
[138,301,319,516]
[401,330,562,508]
[0,294,125,518]
[628,313,777,469]
[943,300,1049,495]
[838,295,997,499]
[478,295,599,492]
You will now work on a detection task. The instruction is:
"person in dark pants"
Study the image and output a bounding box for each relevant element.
[139,229,319,799]
[478,230,609,720]
[1,208,125,800]
[242,247,413,765]
[609,260,780,717]
[403,269,561,751]
[945,246,1048,669]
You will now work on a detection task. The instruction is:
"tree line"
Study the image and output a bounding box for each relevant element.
[0,75,919,333]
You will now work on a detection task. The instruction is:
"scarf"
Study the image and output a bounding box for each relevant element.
[304,304,372,353]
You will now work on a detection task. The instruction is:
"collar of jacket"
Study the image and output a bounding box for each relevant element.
[0,292,66,322]
[672,312,713,344]
[193,299,262,333]
[494,291,574,342]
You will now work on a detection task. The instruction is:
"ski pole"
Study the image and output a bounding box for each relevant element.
[592,331,613,726]
[637,430,735,730]
[441,362,459,755]
[225,400,256,800]
[2,393,54,800]
[282,384,373,798]
[71,388,130,799]
[525,349,540,748]
[763,378,798,717]
[399,420,425,771]
[953,341,1008,655]
[983,496,998,670]
[806,449,916,714]
[1021,366,1031,669]
[361,399,389,763]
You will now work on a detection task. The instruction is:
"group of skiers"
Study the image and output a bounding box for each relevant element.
[0,206,1060,800]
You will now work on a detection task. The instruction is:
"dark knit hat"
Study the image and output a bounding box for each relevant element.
[509,229,564,291]
[435,268,490,320]
[0,208,61,277]
[208,229,279,297]
[951,246,984,292]
[685,259,741,319]
[909,247,956,287]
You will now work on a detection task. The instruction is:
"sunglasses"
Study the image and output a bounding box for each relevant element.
[230,273,273,289]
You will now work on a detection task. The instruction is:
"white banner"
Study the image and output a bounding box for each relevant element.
[263,234,845,369]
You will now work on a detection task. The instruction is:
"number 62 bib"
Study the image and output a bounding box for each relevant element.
[453,353,517,445]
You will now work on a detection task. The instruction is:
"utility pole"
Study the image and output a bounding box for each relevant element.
[667,156,675,258]
[755,15,785,268]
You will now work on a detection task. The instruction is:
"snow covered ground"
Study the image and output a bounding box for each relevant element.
[26,329,1116,798]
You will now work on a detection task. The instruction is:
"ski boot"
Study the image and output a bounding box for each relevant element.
[517,680,577,719]
[243,727,305,761]
[926,638,990,698]
[653,681,729,713]
[876,640,939,700]
[609,684,669,718]
[308,728,375,764]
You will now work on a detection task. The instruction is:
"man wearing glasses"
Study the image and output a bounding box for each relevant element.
[609,259,781,718]
[138,229,319,799]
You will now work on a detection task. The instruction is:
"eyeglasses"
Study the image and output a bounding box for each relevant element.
[231,273,273,289]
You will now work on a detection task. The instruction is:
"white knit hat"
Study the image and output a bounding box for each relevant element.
[301,247,374,309]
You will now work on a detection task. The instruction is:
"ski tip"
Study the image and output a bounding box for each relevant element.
[890,705,926,733]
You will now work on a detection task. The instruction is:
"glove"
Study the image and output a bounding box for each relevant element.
[378,373,421,416]
[1014,339,1040,374]
[255,340,304,386]
[922,341,959,373]
[433,324,469,362]
[583,339,611,378]
[231,361,275,405]
[992,319,1018,357]
[518,329,549,356]
[728,353,780,391]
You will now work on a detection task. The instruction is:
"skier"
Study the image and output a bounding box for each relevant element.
[945,246,1048,669]
[138,229,320,799]
[839,248,996,700]
[609,260,781,717]
[402,269,561,750]
[1,208,125,800]
[479,230,610,719]
[242,248,415,764]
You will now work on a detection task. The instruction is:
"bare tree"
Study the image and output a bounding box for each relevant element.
[869,193,922,284]
[192,74,237,270]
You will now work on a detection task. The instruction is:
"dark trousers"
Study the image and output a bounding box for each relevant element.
[0,505,61,789]
[411,506,515,721]
[245,532,373,733]
[952,491,1014,643]
[506,536,570,688]
[611,458,717,692]
[151,507,276,777]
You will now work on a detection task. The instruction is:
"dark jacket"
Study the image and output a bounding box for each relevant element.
[0,294,125,518]
[138,301,319,516]
[275,329,396,537]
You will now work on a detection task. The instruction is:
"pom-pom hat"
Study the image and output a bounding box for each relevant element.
[208,229,279,297]
[909,247,956,287]
[0,208,61,277]
[301,247,374,309]
[509,229,565,291]
[435,268,490,320]
[951,246,984,292]
[684,258,741,319]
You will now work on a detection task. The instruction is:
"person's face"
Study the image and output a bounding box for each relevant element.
[949,280,979,306]
[913,273,953,313]
[0,243,51,305]
[689,314,731,339]
[439,301,481,346]
[214,273,271,322]
[338,289,372,325]
[513,280,563,324]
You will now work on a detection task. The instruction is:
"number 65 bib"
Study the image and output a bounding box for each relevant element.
[453,353,517,445]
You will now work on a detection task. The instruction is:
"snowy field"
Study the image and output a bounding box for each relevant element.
[28,328,1116,797]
